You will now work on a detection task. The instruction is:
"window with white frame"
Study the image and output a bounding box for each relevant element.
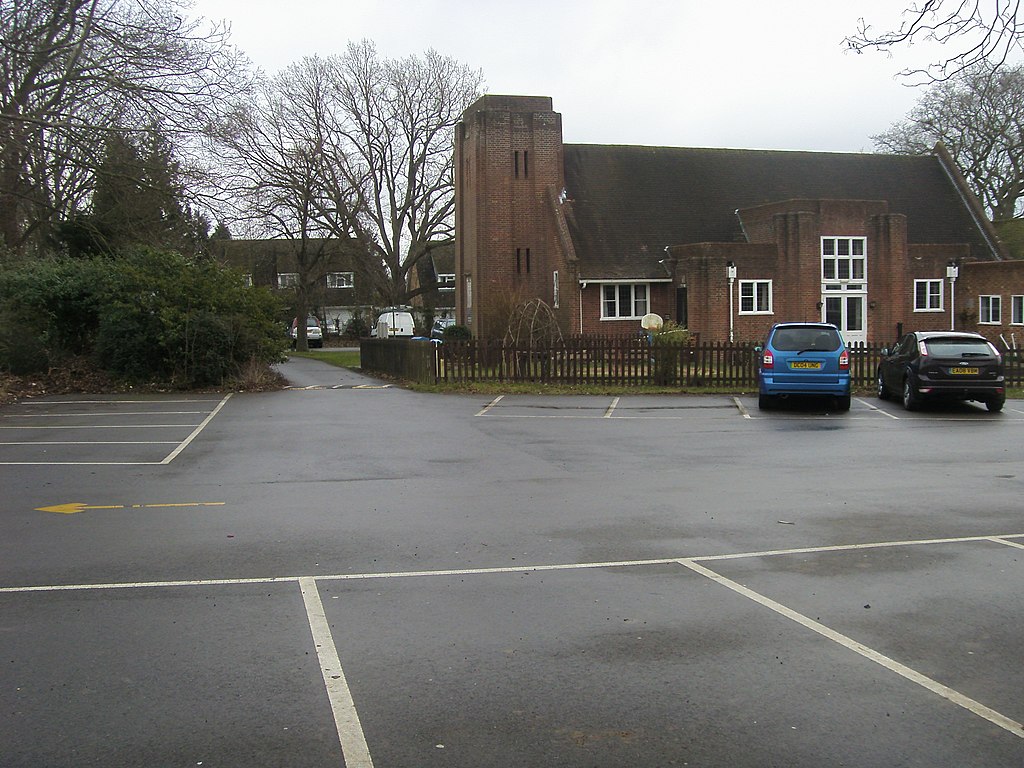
[601,283,648,319]
[277,272,298,289]
[821,237,866,282]
[914,279,943,311]
[437,273,455,291]
[979,295,1001,323]
[553,271,560,309]
[326,272,354,289]
[739,280,772,314]
[1011,295,1023,325]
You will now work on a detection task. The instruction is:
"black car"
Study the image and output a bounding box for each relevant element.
[876,331,1005,412]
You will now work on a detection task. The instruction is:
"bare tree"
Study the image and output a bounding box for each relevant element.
[0,0,250,255]
[214,43,483,312]
[847,1,1024,81]
[873,62,1024,221]
[326,41,484,306]
[213,59,370,350]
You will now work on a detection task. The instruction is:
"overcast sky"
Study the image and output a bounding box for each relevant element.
[189,0,939,153]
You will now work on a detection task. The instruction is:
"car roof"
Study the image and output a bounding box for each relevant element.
[770,322,839,330]
[911,331,988,341]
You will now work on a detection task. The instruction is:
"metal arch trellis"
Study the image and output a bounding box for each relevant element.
[503,298,564,378]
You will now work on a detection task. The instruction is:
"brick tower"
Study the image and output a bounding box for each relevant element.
[454,95,568,338]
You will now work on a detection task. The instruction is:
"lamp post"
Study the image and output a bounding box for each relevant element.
[727,261,737,342]
[946,261,959,330]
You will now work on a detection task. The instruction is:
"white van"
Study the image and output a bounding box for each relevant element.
[373,309,415,338]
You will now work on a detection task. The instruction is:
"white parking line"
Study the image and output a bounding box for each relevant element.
[732,396,751,418]
[5,532,1022,594]
[677,558,1024,739]
[6,532,1023,746]
[475,395,503,416]
[11,399,223,405]
[6,527,1024,737]
[0,394,231,465]
[0,441,180,446]
[604,397,620,418]
[2,411,210,418]
[989,537,1024,550]
[159,394,232,464]
[0,424,200,429]
[299,577,375,768]
[856,397,900,419]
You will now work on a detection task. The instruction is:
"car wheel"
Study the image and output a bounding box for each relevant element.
[835,395,851,412]
[758,393,775,410]
[986,398,1005,413]
[902,376,920,411]
[876,371,889,400]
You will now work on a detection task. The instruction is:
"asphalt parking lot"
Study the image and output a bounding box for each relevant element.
[2,358,1023,767]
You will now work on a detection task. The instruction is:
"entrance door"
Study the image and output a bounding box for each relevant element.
[823,294,866,345]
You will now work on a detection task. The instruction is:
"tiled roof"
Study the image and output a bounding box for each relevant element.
[563,145,996,279]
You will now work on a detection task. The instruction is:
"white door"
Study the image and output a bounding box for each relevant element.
[824,293,866,345]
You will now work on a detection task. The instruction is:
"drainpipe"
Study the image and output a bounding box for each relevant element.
[579,282,587,334]
[946,261,958,331]
[726,262,737,342]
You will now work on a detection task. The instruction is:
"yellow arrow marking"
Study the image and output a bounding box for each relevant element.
[36,502,226,515]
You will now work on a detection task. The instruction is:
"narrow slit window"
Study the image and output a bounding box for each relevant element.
[523,150,529,178]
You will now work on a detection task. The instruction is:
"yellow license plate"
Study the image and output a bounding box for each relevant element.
[790,361,822,370]
[950,367,979,375]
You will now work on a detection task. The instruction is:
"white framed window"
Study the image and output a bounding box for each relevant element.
[601,283,649,319]
[821,237,866,283]
[739,280,772,314]
[553,271,560,309]
[979,295,1001,324]
[326,272,354,289]
[437,273,455,290]
[1011,295,1024,325]
[914,279,943,311]
[277,272,298,289]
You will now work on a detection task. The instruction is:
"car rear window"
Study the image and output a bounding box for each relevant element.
[771,327,841,352]
[924,338,994,357]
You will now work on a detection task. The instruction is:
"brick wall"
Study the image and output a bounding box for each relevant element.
[456,98,1017,346]
[455,96,569,338]
[959,260,1024,348]
[575,283,674,336]
[667,204,986,345]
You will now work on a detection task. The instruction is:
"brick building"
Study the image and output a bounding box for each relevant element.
[212,238,376,333]
[454,95,1024,348]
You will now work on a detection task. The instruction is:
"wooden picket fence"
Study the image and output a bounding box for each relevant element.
[361,337,1024,389]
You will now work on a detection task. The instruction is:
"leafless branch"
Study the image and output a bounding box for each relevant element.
[847,0,1024,82]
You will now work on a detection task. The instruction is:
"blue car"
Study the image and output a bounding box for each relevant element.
[757,322,851,411]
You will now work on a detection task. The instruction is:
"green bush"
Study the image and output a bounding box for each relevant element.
[0,249,287,386]
[0,256,111,364]
[93,304,166,380]
[0,307,49,374]
[443,324,472,341]
[344,316,371,339]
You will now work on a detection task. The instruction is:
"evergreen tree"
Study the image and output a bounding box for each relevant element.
[88,126,208,255]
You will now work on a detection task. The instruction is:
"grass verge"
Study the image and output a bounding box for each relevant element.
[286,350,1024,400]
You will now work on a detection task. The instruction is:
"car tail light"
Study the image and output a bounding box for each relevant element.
[839,350,849,370]
[762,350,774,369]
